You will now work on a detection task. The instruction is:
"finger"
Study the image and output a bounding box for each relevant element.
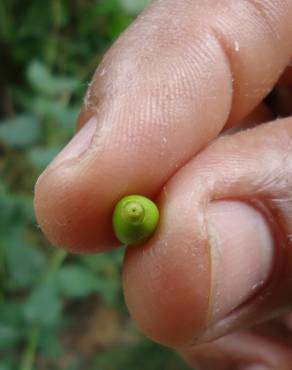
[225,103,273,134]
[277,66,292,87]
[35,0,292,252]
[123,117,292,347]
[183,329,292,370]
[268,87,292,117]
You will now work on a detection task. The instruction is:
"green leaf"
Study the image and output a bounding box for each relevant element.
[0,323,20,349]
[5,233,46,288]
[24,281,62,328]
[0,194,16,231]
[81,251,124,304]
[38,328,63,357]
[0,114,40,148]
[32,97,78,133]
[28,146,61,169]
[119,0,150,15]
[0,302,24,349]
[27,61,79,96]
[57,264,99,298]
[0,363,12,370]
[14,195,36,224]
[82,248,124,272]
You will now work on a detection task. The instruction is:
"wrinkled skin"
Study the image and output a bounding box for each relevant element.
[34,1,292,368]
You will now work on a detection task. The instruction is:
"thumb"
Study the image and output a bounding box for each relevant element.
[34,0,292,252]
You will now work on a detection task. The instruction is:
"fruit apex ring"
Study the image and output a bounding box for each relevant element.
[112,195,160,246]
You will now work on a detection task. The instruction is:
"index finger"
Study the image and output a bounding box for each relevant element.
[35,0,292,252]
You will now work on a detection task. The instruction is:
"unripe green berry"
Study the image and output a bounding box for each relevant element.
[112,195,159,246]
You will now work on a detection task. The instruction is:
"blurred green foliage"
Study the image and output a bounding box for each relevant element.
[0,0,189,369]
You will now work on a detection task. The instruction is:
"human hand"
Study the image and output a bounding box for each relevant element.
[34,1,292,368]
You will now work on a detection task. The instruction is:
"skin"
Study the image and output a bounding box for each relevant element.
[34,0,292,368]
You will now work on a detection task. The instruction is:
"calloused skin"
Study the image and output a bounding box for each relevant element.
[34,1,292,369]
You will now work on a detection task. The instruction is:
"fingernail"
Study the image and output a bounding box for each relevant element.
[207,201,274,323]
[50,116,97,168]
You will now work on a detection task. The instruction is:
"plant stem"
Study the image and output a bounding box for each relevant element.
[19,326,40,370]
[43,249,67,281]
[19,249,67,370]
[0,1,11,40]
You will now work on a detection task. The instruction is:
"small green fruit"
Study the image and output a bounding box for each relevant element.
[112,195,159,246]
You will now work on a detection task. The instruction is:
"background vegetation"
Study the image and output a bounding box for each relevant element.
[0,0,190,369]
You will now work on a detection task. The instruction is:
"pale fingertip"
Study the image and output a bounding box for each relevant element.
[208,201,274,324]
